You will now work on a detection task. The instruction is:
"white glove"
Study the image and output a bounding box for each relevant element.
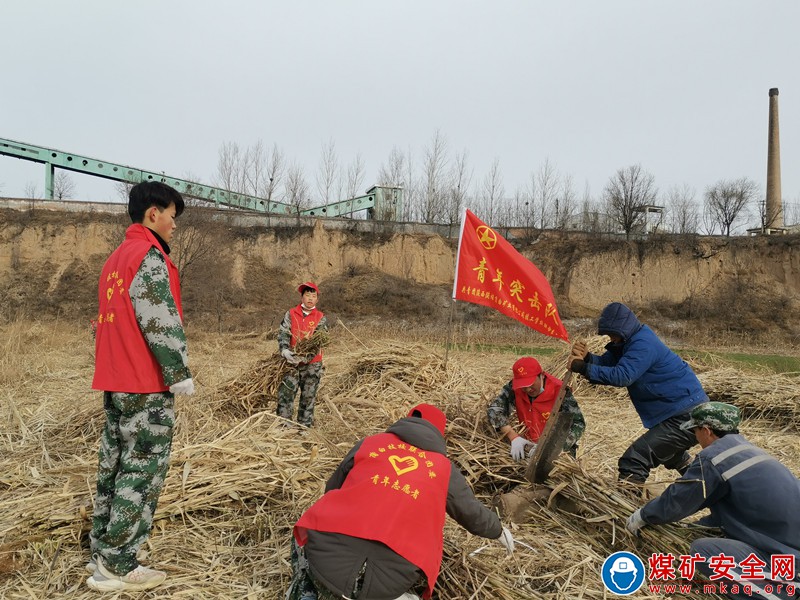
[497,526,515,555]
[626,508,646,535]
[169,378,195,396]
[510,436,529,461]
[526,442,538,459]
[281,348,300,366]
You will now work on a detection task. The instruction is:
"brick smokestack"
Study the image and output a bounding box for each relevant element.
[766,88,783,230]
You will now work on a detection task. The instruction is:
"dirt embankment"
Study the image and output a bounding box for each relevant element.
[1,206,799,343]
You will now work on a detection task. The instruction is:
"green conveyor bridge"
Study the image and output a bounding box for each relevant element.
[0,137,402,219]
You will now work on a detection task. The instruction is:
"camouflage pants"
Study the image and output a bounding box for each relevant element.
[90,391,174,575]
[277,363,323,427]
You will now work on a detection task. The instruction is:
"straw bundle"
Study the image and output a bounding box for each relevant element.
[220,330,331,415]
[699,366,800,429]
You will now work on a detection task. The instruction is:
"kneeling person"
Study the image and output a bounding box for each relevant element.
[488,357,585,461]
[288,404,514,600]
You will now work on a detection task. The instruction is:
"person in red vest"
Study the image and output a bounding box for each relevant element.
[286,403,515,600]
[87,181,194,592]
[488,356,585,461]
[277,281,328,428]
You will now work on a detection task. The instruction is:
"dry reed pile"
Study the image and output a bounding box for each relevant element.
[1,322,796,599]
[220,330,331,415]
[698,367,800,429]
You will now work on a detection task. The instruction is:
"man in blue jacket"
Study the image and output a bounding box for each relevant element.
[569,302,708,483]
[626,403,799,600]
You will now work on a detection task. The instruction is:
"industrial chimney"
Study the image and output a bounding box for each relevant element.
[765,88,783,231]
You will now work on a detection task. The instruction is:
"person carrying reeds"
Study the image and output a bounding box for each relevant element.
[287,403,515,600]
[488,356,585,461]
[569,302,708,484]
[626,402,800,600]
[87,182,194,592]
[277,281,328,429]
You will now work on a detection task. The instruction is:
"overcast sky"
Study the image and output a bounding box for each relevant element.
[2,1,798,223]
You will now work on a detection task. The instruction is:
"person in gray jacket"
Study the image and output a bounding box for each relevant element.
[626,402,800,600]
[286,403,514,600]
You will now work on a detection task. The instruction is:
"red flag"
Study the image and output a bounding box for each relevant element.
[452,209,569,342]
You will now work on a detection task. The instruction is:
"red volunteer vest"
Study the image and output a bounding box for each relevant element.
[294,432,451,599]
[514,372,563,442]
[289,304,324,363]
[92,224,183,393]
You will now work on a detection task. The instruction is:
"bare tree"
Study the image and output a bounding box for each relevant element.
[446,149,472,224]
[504,187,528,227]
[284,164,310,214]
[403,146,418,222]
[24,181,40,199]
[243,141,267,197]
[172,200,217,285]
[114,180,135,203]
[377,146,406,187]
[578,182,603,233]
[345,152,366,200]
[315,139,338,205]
[700,203,719,236]
[421,130,449,223]
[784,197,800,227]
[665,183,699,234]
[479,158,505,225]
[215,141,245,193]
[522,172,537,231]
[555,173,576,229]
[53,171,77,200]
[704,177,758,236]
[535,158,560,229]
[263,143,286,210]
[603,164,658,240]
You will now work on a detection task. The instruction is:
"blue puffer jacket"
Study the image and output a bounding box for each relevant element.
[586,303,708,428]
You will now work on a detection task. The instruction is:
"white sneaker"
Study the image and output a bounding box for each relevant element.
[86,548,146,575]
[86,557,166,592]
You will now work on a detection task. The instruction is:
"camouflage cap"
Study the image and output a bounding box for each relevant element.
[680,402,740,432]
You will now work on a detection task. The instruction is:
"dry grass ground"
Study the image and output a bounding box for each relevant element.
[1,320,798,599]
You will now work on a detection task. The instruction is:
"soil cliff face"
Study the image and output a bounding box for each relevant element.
[1,206,798,340]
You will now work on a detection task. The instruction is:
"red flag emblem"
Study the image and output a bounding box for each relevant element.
[452,209,569,342]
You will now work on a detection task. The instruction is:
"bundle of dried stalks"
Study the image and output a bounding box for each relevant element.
[324,341,455,399]
[220,330,331,415]
[699,366,800,429]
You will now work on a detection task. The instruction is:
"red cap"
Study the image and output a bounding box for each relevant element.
[297,281,319,294]
[512,357,542,390]
[407,403,447,436]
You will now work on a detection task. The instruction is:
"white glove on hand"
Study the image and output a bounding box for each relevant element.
[626,508,646,535]
[281,348,300,366]
[169,378,195,396]
[526,442,538,459]
[510,436,529,461]
[497,526,515,555]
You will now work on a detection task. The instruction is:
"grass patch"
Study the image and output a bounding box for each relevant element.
[679,350,800,375]
[449,342,561,356]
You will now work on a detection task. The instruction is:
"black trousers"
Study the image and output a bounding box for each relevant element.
[618,413,698,483]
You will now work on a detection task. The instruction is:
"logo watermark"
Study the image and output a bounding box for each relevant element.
[601,551,646,595]
[601,551,796,597]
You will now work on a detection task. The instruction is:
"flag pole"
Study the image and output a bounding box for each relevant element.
[443,297,456,368]
[444,208,469,368]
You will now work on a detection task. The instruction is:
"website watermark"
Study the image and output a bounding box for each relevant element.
[601,551,797,596]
